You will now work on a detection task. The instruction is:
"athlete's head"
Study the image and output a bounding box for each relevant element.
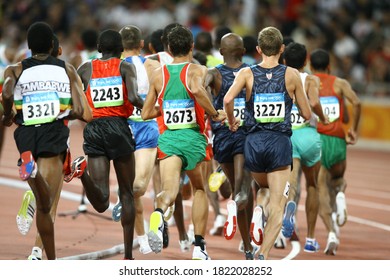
[284,42,307,69]
[194,31,213,53]
[214,26,232,48]
[167,26,193,57]
[27,22,54,54]
[162,23,181,49]
[51,34,62,58]
[150,29,164,53]
[310,49,330,71]
[119,25,143,50]
[81,29,99,50]
[220,33,245,59]
[257,26,283,57]
[97,29,123,55]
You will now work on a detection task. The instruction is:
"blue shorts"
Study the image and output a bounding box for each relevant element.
[291,126,321,167]
[244,130,292,173]
[128,120,159,150]
[213,127,246,163]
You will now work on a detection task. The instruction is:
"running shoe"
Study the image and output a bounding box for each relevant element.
[163,204,175,221]
[192,245,211,260]
[274,230,286,249]
[209,214,226,236]
[258,254,265,260]
[187,223,195,244]
[282,201,296,238]
[208,168,226,192]
[138,234,152,254]
[336,192,347,226]
[223,200,237,240]
[162,220,169,249]
[250,206,264,246]
[245,251,254,260]
[324,231,339,255]
[148,211,164,253]
[112,201,122,222]
[16,190,36,235]
[27,247,42,260]
[238,240,244,253]
[64,156,87,183]
[18,151,37,181]
[179,239,193,253]
[304,238,320,253]
[332,212,340,237]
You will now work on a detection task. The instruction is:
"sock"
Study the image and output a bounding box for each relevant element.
[194,235,205,250]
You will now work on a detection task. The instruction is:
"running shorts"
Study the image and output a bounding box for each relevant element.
[128,119,159,150]
[320,134,346,170]
[291,126,321,167]
[157,128,207,171]
[14,120,69,159]
[213,127,246,163]
[84,116,135,160]
[244,130,292,173]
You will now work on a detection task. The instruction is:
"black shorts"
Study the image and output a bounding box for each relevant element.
[244,130,292,173]
[213,127,246,164]
[83,116,135,160]
[14,120,69,159]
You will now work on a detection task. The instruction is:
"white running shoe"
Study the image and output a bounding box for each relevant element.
[274,230,286,249]
[250,206,264,246]
[223,200,237,240]
[332,212,340,237]
[192,245,211,260]
[336,192,347,226]
[324,231,339,255]
[16,190,36,235]
[138,234,152,254]
[179,239,193,252]
[238,240,244,253]
[27,247,42,260]
[164,205,175,221]
[209,214,226,236]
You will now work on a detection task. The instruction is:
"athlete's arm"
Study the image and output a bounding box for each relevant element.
[64,63,84,120]
[121,61,144,109]
[141,67,162,120]
[287,67,311,121]
[1,64,20,126]
[189,64,226,122]
[224,67,251,129]
[306,75,329,124]
[336,77,361,145]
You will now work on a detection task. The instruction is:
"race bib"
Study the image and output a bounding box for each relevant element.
[254,93,285,123]
[225,97,245,126]
[129,93,146,121]
[320,96,340,122]
[90,76,124,108]
[291,104,309,129]
[22,92,60,125]
[163,99,197,129]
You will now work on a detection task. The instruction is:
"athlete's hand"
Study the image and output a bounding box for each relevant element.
[321,115,330,125]
[212,109,227,123]
[228,118,240,132]
[2,110,15,127]
[346,129,358,145]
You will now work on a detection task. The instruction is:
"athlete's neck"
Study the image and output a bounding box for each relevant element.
[122,49,140,58]
[32,53,50,60]
[259,55,279,69]
[172,53,192,64]
[224,56,243,69]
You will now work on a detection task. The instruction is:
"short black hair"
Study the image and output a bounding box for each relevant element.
[119,25,142,50]
[162,23,181,48]
[284,42,307,69]
[27,22,54,54]
[150,29,164,53]
[51,34,60,57]
[81,29,98,50]
[97,29,123,54]
[310,49,330,71]
[243,35,257,54]
[194,31,213,53]
[168,26,193,57]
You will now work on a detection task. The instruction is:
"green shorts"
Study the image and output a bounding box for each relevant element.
[320,134,346,169]
[291,127,321,167]
[158,128,207,171]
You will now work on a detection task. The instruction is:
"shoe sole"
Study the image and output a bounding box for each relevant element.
[324,241,338,255]
[250,206,264,246]
[64,156,86,183]
[282,201,296,238]
[336,194,347,227]
[111,202,122,222]
[16,191,35,235]
[208,172,224,192]
[224,200,237,240]
[148,212,163,253]
[163,205,174,221]
[19,151,35,181]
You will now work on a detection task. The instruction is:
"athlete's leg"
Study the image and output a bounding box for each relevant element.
[113,154,136,260]
[254,166,291,260]
[29,155,65,260]
[318,165,334,233]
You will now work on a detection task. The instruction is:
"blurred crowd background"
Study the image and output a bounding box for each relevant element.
[1,0,390,97]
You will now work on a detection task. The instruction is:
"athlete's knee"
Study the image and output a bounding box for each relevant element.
[133,183,147,198]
